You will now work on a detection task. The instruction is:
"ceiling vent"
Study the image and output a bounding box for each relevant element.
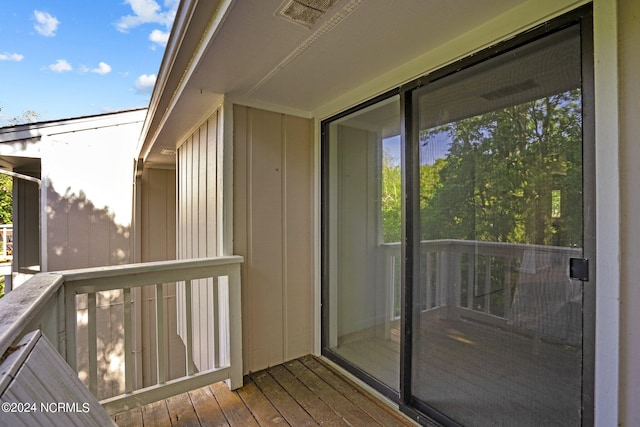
[278,0,339,27]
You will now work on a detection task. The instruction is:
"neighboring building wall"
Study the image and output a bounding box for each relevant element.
[176,110,222,371]
[13,110,145,400]
[42,126,136,271]
[618,0,640,424]
[138,167,182,386]
[233,105,313,373]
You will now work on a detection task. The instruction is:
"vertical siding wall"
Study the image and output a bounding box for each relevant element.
[176,110,221,371]
[139,168,181,386]
[233,105,313,373]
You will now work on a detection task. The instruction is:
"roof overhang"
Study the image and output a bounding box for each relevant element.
[0,108,147,173]
[139,0,589,168]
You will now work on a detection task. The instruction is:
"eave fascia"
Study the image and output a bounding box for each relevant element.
[137,0,236,163]
[0,109,146,144]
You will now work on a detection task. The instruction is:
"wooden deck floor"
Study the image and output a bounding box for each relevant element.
[113,355,419,426]
[331,315,582,427]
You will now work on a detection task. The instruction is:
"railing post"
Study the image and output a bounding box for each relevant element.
[65,284,77,372]
[155,283,166,384]
[226,264,243,390]
[449,249,462,320]
[123,288,133,393]
[184,280,194,376]
[88,293,98,397]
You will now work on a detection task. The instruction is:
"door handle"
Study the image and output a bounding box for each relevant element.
[569,258,589,281]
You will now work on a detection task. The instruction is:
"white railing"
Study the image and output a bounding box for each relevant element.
[382,239,582,343]
[0,256,243,415]
[0,224,12,261]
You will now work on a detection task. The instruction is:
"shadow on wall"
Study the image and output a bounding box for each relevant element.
[45,180,131,270]
[44,180,186,399]
[45,180,131,399]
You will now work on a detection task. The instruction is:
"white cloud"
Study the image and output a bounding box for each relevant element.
[0,52,24,62]
[49,59,72,72]
[149,29,170,47]
[116,0,177,32]
[92,62,112,75]
[134,74,156,93]
[34,10,60,37]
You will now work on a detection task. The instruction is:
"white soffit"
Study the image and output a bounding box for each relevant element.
[188,0,526,113]
[146,0,532,164]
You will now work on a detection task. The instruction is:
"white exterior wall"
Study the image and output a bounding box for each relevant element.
[0,109,146,399]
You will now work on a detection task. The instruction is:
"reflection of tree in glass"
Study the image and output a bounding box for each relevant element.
[380,90,583,247]
[421,89,583,246]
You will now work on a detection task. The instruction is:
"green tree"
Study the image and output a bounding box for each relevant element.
[381,148,402,242]
[0,174,12,224]
[420,89,583,246]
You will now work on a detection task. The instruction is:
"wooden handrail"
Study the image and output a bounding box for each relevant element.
[0,273,65,359]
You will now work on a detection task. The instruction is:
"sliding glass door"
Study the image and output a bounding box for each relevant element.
[323,95,402,394]
[409,24,589,426]
[322,9,593,426]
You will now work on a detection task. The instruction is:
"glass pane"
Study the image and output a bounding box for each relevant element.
[325,95,401,390]
[412,26,583,426]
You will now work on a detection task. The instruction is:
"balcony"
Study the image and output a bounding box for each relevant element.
[0,256,420,426]
[113,355,417,426]
[329,239,583,426]
[0,240,582,426]
[0,257,243,424]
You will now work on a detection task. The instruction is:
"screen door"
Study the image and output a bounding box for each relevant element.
[409,25,590,426]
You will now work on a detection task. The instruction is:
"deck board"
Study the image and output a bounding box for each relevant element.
[251,369,317,426]
[282,358,379,426]
[188,385,228,426]
[299,355,408,427]
[142,400,172,427]
[166,392,201,426]
[330,315,581,427]
[236,378,287,426]
[113,356,416,426]
[268,363,347,425]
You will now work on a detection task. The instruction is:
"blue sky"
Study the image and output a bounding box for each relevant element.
[0,0,178,126]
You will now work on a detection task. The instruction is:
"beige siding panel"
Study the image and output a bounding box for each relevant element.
[234,105,313,373]
[175,106,312,374]
[176,111,222,372]
[141,168,176,262]
[283,114,313,360]
[140,168,181,386]
[251,107,285,369]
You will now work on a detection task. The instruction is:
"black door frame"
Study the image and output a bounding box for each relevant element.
[320,5,595,425]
